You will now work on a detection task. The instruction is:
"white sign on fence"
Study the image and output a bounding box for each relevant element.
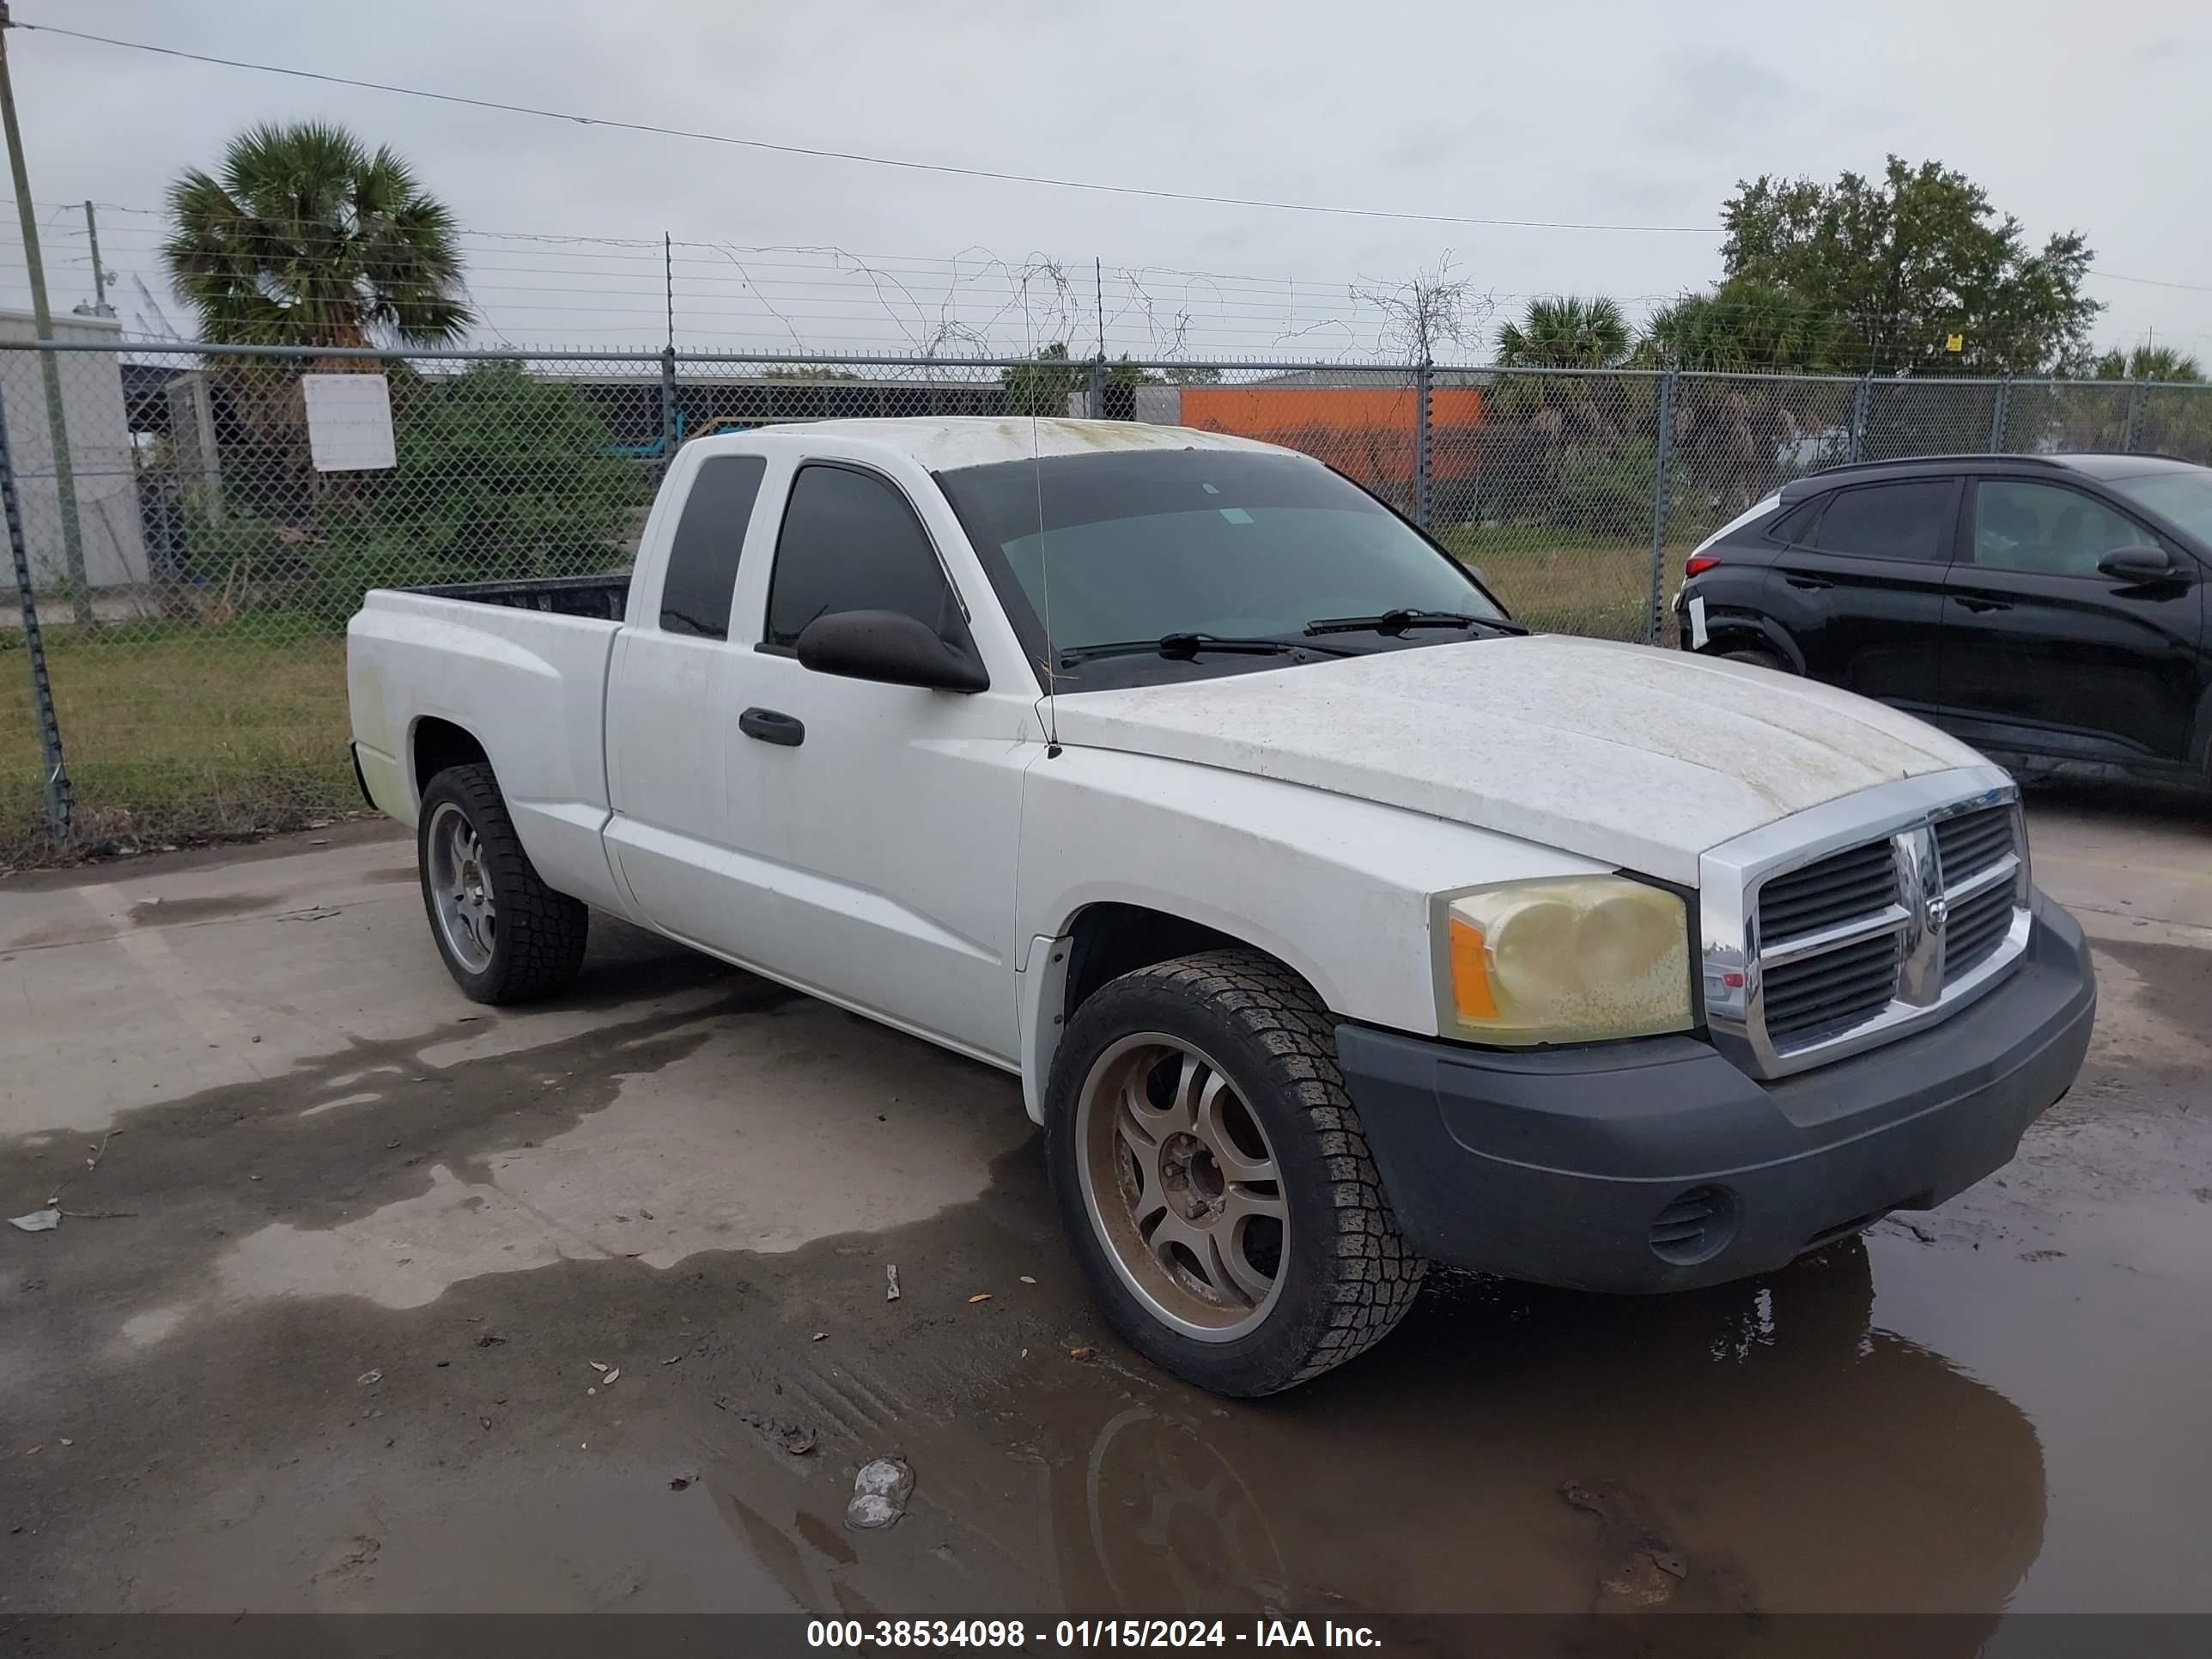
[301,373,398,471]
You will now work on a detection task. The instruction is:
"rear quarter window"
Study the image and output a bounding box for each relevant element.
[1767,498,1823,544]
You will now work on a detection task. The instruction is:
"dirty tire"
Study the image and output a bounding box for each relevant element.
[1045,949,1425,1396]
[1721,646,1790,673]
[416,763,588,1005]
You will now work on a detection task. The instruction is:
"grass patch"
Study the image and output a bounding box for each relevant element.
[3,539,1690,866]
[2,621,356,866]
[1437,525,1674,639]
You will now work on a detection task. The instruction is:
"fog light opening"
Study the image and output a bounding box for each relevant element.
[1648,1184,1739,1267]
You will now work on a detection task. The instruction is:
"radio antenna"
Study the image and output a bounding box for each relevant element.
[1024,300,1060,751]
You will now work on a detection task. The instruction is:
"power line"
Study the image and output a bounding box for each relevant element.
[13,21,1717,235]
[2085,270,2212,295]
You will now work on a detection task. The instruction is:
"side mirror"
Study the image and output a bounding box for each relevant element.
[794,609,988,692]
[2096,546,2175,583]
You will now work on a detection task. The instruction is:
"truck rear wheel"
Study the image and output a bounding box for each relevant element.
[416,763,588,1004]
[1045,949,1425,1395]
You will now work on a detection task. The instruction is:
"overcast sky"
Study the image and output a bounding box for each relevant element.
[3,0,2204,363]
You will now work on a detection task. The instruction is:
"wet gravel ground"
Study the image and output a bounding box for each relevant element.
[2,786,2208,1624]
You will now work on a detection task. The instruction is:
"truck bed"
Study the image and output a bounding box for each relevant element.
[347,582,634,917]
[403,573,630,621]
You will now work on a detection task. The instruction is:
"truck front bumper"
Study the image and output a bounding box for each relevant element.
[1337,896,2096,1293]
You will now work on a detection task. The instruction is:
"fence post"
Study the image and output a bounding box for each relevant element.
[1644,369,1677,646]
[1988,374,2012,452]
[1849,375,1871,464]
[659,346,677,460]
[1413,357,1432,531]
[0,374,70,847]
[2123,380,2146,453]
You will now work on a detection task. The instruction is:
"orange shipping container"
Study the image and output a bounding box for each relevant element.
[1176,386,1486,492]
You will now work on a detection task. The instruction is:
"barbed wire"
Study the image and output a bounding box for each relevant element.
[5,201,2203,368]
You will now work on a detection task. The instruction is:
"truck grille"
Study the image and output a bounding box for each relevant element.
[1944,881,2017,981]
[1717,786,2032,1079]
[1934,805,2014,884]
[1757,841,1899,945]
[1763,931,1904,1045]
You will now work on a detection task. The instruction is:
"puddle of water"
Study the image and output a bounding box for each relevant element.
[126,892,282,928]
[11,914,2209,1626]
[298,1091,383,1119]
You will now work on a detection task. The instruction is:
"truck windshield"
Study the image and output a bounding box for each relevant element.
[935,449,1504,673]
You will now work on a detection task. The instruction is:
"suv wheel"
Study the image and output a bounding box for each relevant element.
[1721,645,1790,672]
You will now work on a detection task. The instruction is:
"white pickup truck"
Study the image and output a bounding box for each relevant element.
[349,417,2096,1395]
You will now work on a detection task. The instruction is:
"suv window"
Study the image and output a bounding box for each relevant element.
[659,455,767,639]
[1767,498,1823,544]
[765,464,963,649]
[1805,479,1958,562]
[1972,480,2154,578]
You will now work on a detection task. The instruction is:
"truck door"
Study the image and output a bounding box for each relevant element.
[718,458,1035,1065]
[603,453,787,954]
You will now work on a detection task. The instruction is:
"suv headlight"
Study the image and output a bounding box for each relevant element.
[1434,878,1692,1045]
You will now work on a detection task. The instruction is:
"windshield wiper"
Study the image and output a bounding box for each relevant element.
[1304,608,1526,638]
[1059,631,1356,665]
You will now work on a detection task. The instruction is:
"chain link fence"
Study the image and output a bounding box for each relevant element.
[6,339,2210,865]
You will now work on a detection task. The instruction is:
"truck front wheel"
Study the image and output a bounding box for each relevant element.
[1045,950,1425,1395]
[416,763,588,1004]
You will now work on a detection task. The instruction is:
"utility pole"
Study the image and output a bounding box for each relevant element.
[80,199,112,315]
[0,5,91,623]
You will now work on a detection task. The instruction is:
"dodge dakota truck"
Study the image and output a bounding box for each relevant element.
[348,417,2097,1396]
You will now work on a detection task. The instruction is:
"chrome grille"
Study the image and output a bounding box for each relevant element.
[1701,769,2033,1081]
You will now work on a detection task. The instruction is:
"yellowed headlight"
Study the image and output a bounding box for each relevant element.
[1437,878,1692,1044]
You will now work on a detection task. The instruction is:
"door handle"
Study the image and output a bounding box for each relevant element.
[738,707,805,747]
[1783,574,1832,591]
[1952,596,2012,614]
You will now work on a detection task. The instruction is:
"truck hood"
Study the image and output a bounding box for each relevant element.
[1047,635,1987,886]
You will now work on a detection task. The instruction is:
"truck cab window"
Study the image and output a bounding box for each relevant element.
[766,464,961,648]
[659,455,768,640]
[1805,478,1958,562]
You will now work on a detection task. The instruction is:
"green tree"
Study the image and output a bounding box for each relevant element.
[1634,277,1844,372]
[163,121,471,348]
[2087,344,2204,383]
[307,364,644,624]
[1002,343,1086,417]
[1494,296,1631,368]
[2047,345,2212,459]
[1489,296,1642,449]
[1635,278,1856,526]
[1721,156,2099,374]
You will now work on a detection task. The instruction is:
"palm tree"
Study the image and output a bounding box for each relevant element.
[1489,296,1637,447]
[1635,279,1849,520]
[1634,279,1838,374]
[2088,344,2204,383]
[1494,296,1631,368]
[163,122,471,348]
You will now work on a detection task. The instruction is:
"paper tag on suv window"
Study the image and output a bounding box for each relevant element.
[1687,595,1709,649]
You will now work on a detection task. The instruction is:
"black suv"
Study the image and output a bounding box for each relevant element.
[1674,454,2212,785]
